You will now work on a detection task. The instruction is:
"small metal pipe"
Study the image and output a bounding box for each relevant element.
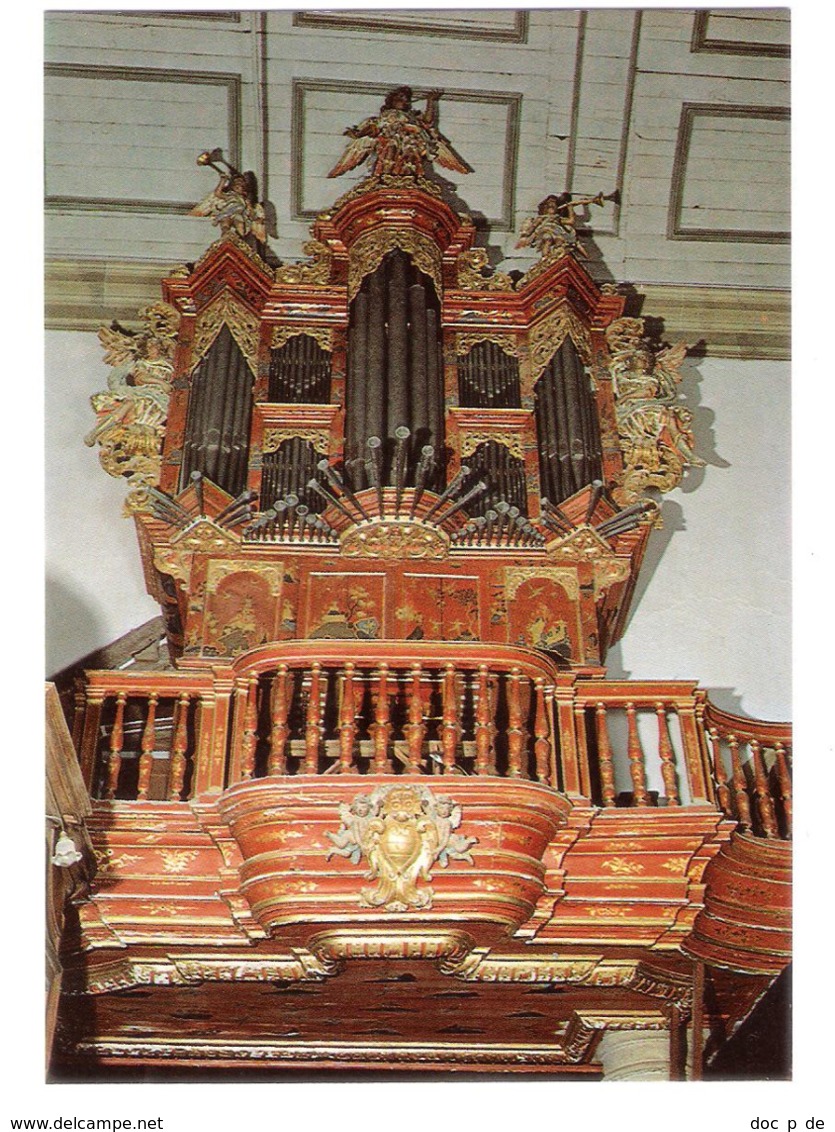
[433,481,487,527]
[366,435,385,518]
[392,425,411,518]
[422,465,471,523]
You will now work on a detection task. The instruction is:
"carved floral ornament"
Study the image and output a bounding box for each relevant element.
[273,238,333,287]
[455,330,520,358]
[529,305,592,384]
[340,520,449,560]
[460,432,525,461]
[190,291,260,378]
[262,426,330,456]
[347,227,442,303]
[326,784,477,911]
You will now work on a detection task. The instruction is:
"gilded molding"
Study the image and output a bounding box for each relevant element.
[190,291,260,377]
[563,1009,669,1064]
[262,426,330,456]
[348,227,442,303]
[529,305,592,383]
[270,324,333,353]
[455,330,520,358]
[312,929,474,964]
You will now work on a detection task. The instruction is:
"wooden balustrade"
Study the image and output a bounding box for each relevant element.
[699,702,792,840]
[67,649,791,840]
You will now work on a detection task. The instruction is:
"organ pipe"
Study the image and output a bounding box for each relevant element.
[535,338,602,504]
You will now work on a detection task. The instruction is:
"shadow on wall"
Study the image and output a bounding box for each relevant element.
[46,572,109,679]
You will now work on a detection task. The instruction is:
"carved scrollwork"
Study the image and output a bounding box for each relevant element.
[456,248,515,292]
[460,432,524,461]
[606,317,705,505]
[504,565,580,604]
[205,559,284,597]
[455,330,520,358]
[262,426,330,456]
[190,291,260,377]
[274,239,333,287]
[348,227,442,303]
[270,325,333,354]
[529,305,592,383]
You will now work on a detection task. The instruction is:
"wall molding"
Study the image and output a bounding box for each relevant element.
[44,258,789,361]
[45,64,241,216]
[690,10,790,58]
[292,10,529,43]
[667,103,790,244]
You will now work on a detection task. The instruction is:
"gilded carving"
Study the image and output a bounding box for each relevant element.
[529,305,592,383]
[326,784,477,911]
[85,303,179,488]
[205,560,285,598]
[606,317,705,504]
[274,238,333,287]
[504,566,580,604]
[312,929,473,964]
[544,528,631,594]
[455,330,520,358]
[456,248,515,292]
[460,431,524,461]
[348,227,442,303]
[191,291,260,377]
[270,324,333,354]
[340,520,449,560]
[171,519,240,553]
[262,426,330,456]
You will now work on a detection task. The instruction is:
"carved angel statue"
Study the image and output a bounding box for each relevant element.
[605,317,705,502]
[190,148,269,243]
[326,784,477,912]
[516,190,619,259]
[328,86,472,182]
[85,303,179,485]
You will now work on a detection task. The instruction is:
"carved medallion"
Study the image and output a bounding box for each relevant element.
[326,784,477,912]
[340,520,449,560]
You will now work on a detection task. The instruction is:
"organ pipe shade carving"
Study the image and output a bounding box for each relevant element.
[181,325,253,497]
[268,334,332,403]
[261,438,327,512]
[461,441,528,517]
[345,250,444,489]
[458,340,521,408]
[535,338,602,505]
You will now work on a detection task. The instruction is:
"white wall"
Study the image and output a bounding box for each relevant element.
[46,332,791,724]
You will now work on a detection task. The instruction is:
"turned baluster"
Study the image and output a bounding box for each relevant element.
[304,663,323,773]
[655,703,680,805]
[371,663,393,773]
[240,677,259,781]
[168,691,190,801]
[474,664,494,776]
[773,742,793,839]
[708,727,733,817]
[533,678,551,785]
[268,664,290,776]
[749,739,779,838]
[104,691,127,800]
[595,703,617,808]
[338,663,357,773]
[137,693,159,801]
[625,702,649,805]
[507,667,525,778]
[406,663,426,773]
[440,663,460,773]
[727,734,752,830]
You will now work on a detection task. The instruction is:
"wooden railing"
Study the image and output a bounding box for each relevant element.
[699,700,792,840]
[69,643,791,838]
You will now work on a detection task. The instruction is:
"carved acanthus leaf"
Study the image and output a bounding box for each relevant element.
[348,227,442,303]
[190,291,260,377]
[529,305,592,383]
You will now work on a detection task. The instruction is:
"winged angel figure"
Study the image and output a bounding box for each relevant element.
[606,317,705,502]
[326,784,476,912]
[328,86,472,182]
[85,303,179,486]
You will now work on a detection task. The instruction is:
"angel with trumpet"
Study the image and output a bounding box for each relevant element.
[328,86,472,182]
[190,148,268,243]
[516,189,620,259]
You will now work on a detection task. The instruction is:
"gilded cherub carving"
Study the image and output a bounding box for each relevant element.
[328,86,471,181]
